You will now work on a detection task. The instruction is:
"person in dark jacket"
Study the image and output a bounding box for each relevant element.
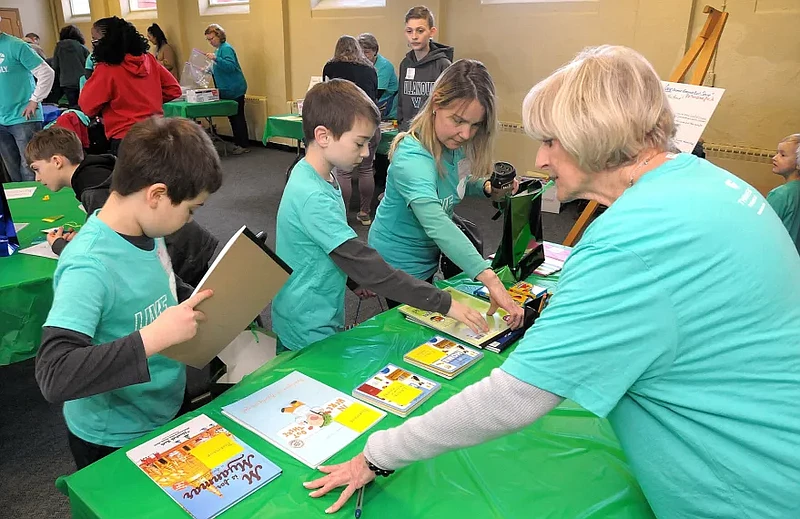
[52,25,90,108]
[25,126,219,286]
[397,6,453,131]
[323,35,381,226]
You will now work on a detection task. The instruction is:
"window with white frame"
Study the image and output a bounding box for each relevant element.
[481,0,596,4]
[64,0,92,18]
[120,0,157,19]
[129,0,157,11]
[199,0,249,16]
[311,0,386,10]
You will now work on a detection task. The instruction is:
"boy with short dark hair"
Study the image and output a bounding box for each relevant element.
[35,116,222,469]
[26,126,219,285]
[396,5,453,130]
[272,79,487,352]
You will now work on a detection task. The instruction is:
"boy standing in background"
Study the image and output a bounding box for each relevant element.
[396,5,453,131]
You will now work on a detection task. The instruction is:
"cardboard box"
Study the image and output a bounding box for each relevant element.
[186,88,220,103]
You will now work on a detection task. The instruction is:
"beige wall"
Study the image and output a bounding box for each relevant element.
[5,0,57,51]
[43,0,798,193]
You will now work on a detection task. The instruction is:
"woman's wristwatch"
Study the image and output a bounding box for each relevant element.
[364,457,394,477]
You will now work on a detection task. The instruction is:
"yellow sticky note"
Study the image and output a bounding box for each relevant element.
[405,344,447,365]
[190,433,243,469]
[333,402,382,433]
[377,381,422,407]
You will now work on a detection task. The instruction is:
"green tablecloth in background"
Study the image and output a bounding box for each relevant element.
[1,182,86,365]
[59,279,654,519]
[263,114,398,155]
[163,100,238,119]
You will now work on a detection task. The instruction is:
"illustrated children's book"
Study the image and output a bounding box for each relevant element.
[221,371,386,468]
[126,414,281,519]
[403,335,483,380]
[399,287,510,348]
[353,364,441,417]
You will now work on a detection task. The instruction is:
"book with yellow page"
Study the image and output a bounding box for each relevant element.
[398,287,510,348]
[403,336,483,380]
[353,364,441,417]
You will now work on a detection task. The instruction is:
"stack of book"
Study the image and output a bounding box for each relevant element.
[403,336,483,380]
[533,241,573,276]
[353,364,441,417]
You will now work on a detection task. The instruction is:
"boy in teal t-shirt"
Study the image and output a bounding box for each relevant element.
[767,134,800,254]
[502,153,800,518]
[35,117,223,469]
[0,31,54,181]
[272,79,489,352]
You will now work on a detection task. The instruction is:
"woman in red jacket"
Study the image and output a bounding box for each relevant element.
[79,16,181,155]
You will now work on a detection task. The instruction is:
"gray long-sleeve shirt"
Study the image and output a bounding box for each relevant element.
[364,368,562,470]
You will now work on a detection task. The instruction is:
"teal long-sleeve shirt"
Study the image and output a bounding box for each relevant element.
[212,42,247,99]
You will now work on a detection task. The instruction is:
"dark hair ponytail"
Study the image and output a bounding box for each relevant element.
[92,16,149,65]
[147,23,168,49]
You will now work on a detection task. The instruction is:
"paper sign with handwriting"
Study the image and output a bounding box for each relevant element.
[662,81,725,153]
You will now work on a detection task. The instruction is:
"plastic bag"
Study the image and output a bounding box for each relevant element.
[179,49,215,89]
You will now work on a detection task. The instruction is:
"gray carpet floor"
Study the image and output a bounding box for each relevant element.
[0,145,584,518]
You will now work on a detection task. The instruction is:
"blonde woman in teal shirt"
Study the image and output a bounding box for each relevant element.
[368,59,523,323]
[308,46,800,519]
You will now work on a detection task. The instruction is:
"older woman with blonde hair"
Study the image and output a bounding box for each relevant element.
[304,46,800,518]
[204,23,249,153]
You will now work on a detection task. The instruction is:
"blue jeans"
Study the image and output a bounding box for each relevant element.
[0,121,42,182]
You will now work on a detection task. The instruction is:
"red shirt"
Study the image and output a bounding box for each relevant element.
[79,53,182,140]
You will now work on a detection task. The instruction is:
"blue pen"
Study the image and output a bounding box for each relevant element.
[354,486,364,518]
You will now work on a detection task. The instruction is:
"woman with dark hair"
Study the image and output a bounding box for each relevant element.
[322,35,380,226]
[147,23,178,80]
[79,16,182,155]
[52,25,90,108]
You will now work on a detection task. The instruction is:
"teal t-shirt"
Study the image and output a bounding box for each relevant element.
[44,214,186,448]
[272,159,357,351]
[213,42,247,99]
[369,135,480,279]
[374,53,398,119]
[0,32,44,126]
[766,179,800,255]
[502,153,800,518]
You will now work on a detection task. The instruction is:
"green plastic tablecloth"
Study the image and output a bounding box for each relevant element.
[163,100,238,119]
[59,287,654,519]
[1,182,86,365]
[263,114,398,155]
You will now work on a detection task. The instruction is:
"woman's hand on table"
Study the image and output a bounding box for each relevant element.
[447,299,489,334]
[476,270,524,329]
[304,453,376,514]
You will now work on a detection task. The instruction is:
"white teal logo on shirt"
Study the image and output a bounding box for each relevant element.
[134,295,169,330]
[0,53,6,73]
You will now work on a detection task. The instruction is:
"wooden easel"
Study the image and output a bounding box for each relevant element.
[561,5,729,247]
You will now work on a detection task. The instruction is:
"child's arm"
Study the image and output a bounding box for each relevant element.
[330,239,488,332]
[331,238,450,314]
[36,327,151,403]
[78,65,111,117]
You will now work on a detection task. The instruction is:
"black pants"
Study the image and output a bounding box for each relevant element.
[68,430,118,470]
[227,95,249,148]
[386,275,436,309]
[63,86,80,109]
[109,138,122,156]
